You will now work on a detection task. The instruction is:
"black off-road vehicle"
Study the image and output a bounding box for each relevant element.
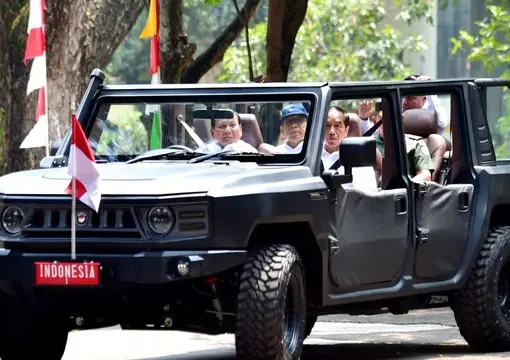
[0,69,509,359]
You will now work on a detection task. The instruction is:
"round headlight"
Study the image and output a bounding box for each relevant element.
[2,206,25,234]
[147,206,174,234]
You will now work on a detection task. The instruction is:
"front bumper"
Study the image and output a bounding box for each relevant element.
[0,248,247,286]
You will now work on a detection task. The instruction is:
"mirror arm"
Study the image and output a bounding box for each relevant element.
[322,168,353,192]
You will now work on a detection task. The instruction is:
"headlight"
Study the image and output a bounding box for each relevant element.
[2,206,25,234]
[147,206,175,234]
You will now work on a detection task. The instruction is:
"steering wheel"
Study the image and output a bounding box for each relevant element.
[166,145,194,152]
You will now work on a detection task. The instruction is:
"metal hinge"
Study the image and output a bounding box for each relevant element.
[414,182,429,197]
[416,227,429,245]
[52,155,67,168]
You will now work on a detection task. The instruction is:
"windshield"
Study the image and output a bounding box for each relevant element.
[87,97,314,164]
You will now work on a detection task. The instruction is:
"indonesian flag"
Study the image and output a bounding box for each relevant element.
[20,0,49,150]
[140,0,162,148]
[140,0,160,78]
[65,115,101,212]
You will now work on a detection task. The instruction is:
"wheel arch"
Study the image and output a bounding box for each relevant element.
[490,204,510,228]
[246,221,323,309]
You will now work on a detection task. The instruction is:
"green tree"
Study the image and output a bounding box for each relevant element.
[450,1,510,158]
[0,0,144,174]
[107,0,265,85]
[219,0,432,83]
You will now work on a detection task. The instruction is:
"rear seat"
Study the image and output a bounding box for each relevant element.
[402,109,449,182]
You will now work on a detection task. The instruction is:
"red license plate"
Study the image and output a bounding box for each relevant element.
[35,262,100,286]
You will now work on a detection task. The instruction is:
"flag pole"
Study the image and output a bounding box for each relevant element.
[71,118,76,260]
[71,175,76,260]
[44,87,49,157]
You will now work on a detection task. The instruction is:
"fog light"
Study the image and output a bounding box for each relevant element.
[176,259,190,276]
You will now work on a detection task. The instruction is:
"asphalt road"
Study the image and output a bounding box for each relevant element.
[61,308,510,360]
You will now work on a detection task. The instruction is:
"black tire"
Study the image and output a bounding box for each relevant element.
[0,299,69,360]
[304,315,317,339]
[450,226,510,351]
[235,244,307,360]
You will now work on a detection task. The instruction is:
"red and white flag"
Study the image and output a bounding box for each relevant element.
[65,115,101,212]
[20,0,49,150]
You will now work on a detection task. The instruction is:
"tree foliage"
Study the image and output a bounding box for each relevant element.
[450,1,510,158]
[108,0,267,84]
[218,0,432,83]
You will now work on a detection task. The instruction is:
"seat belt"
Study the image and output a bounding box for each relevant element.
[362,119,382,137]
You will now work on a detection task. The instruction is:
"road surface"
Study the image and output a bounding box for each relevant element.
[62,308,510,360]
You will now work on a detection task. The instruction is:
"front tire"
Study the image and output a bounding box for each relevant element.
[0,311,69,359]
[235,244,307,360]
[450,226,510,351]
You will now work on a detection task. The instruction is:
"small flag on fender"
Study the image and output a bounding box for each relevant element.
[65,114,101,212]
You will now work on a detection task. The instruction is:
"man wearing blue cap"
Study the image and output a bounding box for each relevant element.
[275,103,308,154]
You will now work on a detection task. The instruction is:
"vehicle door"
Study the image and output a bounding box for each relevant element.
[398,84,476,281]
[325,85,411,292]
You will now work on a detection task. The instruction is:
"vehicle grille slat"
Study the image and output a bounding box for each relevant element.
[58,210,67,228]
[23,207,141,239]
[115,210,124,228]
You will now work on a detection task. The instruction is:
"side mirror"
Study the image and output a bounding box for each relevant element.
[339,137,376,169]
[322,137,376,191]
[39,156,54,169]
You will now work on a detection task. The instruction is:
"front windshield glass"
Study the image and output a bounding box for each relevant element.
[87,97,314,164]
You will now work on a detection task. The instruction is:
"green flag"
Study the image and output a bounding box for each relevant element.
[149,108,161,149]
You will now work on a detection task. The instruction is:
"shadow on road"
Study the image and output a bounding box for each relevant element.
[133,342,488,360]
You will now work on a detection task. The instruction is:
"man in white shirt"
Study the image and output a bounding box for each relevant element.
[324,107,378,192]
[198,110,258,153]
[274,103,308,154]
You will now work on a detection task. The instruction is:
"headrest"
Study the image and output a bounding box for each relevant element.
[402,109,438,138]
[346,113,362,137]
[238,113,263,148]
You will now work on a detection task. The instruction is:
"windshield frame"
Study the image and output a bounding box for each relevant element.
[58,84,327,166]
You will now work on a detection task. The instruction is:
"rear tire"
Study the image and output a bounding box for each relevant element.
[450,226,510,351]
[235,244,306,360]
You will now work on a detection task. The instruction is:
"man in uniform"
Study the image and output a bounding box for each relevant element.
[371,110,434,183]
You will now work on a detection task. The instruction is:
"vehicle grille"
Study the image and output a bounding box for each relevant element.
[22,207,142,239]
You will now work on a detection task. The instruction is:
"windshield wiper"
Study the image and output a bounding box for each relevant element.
[188,150,272,164]
[126,149,204,164]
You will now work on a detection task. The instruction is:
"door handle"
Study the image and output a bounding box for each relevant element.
[395,195,407,215]
[458,191,469,212]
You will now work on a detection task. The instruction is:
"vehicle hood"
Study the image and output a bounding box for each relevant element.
[0,162,270,196]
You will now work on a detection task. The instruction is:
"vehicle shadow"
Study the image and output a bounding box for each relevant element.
[134,342,484,360]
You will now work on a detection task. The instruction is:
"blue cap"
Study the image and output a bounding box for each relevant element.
[280,103,309,124]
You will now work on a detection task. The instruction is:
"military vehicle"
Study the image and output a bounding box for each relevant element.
[0,69,509,359]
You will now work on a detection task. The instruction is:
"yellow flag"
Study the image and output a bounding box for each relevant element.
[139,0,158,39]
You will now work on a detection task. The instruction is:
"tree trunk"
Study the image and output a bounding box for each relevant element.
[266,0,308,82]
[159,0,261,85]
[0,0,144,175]
[180,0,262,84]
[159,0,197,84]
